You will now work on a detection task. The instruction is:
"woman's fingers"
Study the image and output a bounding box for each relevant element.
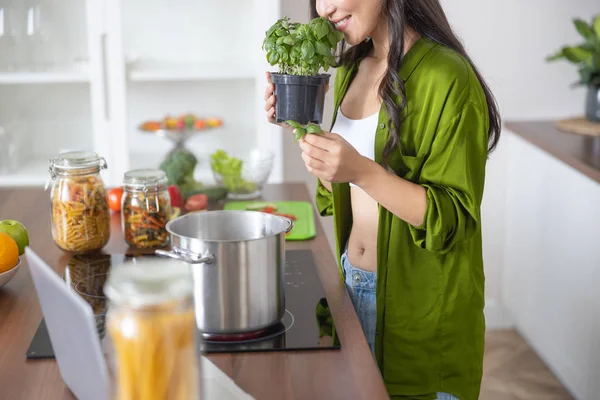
[301,151,326,172]
[265,94,275,111]
[264,83,275,101]
[299,138,329,160]
[264,71,277,124]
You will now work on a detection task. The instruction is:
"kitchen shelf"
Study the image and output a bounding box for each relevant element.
[127,60,256,82]
[0,157,50,186]
[0,70,90,85]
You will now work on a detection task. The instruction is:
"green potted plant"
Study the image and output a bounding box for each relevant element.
[263,16,343,126]
[547,15,600,122]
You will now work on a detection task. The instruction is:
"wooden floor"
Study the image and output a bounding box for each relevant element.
[481,330,574,400]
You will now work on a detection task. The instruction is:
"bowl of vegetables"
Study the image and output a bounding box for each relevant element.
[210,149,274,200]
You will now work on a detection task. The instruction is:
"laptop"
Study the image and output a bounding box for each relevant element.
[26,248,109,400]
[25,248,255,400]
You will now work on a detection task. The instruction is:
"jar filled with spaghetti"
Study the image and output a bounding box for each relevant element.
[104,258,201,400]
[121,169,172,248]
[48,151,110,254]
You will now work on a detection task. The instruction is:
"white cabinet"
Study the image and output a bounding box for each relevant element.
[0,0,105,186]
[0,0,283,187]
[502,132,600,400]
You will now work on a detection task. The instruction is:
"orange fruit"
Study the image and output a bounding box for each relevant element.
[0,232,19,273]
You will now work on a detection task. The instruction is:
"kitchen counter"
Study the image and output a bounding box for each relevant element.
[504,121,600,184]
[0,183,388,400]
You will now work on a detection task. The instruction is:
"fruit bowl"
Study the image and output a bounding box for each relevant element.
[210,149,274,200]
[0,257,20,289]
[139,114,224,148]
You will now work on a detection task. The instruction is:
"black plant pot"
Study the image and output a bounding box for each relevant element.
[585,84,600,122]
[271,73,331,125]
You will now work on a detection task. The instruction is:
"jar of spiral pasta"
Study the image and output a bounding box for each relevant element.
[48,151,111,254]
[121,169,172,248]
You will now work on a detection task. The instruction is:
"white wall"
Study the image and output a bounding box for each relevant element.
[441,0,600,328]
[281,0,599,329]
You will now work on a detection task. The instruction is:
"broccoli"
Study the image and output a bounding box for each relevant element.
[159,149,203,199]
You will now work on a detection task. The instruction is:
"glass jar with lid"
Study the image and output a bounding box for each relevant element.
[104,258,201,400]
[48,151,110,253]
[121,169,172,248]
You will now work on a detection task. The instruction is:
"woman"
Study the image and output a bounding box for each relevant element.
[264,1,500,399]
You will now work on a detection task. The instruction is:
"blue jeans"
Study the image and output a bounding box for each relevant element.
[341,248,460,400]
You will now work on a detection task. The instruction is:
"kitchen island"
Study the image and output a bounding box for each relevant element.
[0,183,389,400]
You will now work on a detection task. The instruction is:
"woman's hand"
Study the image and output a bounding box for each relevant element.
[298,131,372,184]
[264,72,289,129]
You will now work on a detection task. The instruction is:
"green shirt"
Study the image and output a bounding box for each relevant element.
[316,38,489,400]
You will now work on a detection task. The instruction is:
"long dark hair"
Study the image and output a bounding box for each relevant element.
[310,0,501,168]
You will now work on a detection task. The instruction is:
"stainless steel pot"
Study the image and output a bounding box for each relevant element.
[155,210,294,335]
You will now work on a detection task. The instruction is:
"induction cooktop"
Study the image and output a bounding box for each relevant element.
[26,250,341,358]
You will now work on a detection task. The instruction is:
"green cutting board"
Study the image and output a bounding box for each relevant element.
[223,201,316,241]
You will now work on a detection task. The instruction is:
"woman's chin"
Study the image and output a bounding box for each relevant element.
[344,34,368,47]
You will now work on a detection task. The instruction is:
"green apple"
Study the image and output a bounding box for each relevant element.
[0,220,29,255]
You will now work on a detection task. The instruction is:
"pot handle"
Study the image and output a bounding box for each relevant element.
[155,248,216,265]
[284,217,295,233]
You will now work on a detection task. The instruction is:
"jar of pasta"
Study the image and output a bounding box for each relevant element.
[121,169,172,248]
[104,258,201,400]
[48,151,111,254]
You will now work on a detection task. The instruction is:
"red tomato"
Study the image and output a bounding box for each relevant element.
[108,187,124,212]
[185,194,208,212]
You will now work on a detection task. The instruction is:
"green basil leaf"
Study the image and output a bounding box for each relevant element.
[295,25,307,40]
[267,51,279,65]
[275,28,288,37]
[335,30,344,41]
[294,128,307,141]
[283,35,296,46]
[328,54,336,67]
[286,120,303,129]
[276,44,288,54]
[327,31,338,47]
[266,25,278,37]
[306,124,323,134]
[314,41,331,56]
[314,21,329,40]
[265,36,277,51]
[301,41,315,60]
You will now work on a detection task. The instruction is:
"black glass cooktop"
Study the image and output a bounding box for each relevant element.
[26,250,340,358]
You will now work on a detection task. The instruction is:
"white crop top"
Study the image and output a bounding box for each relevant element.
[331,108,379,187]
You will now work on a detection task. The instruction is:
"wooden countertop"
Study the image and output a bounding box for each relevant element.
[505,121,600,184]
[0,183,389,400]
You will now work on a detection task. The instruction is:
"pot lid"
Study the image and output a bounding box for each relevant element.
[49,151,107,176]
[122,169,168,190]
